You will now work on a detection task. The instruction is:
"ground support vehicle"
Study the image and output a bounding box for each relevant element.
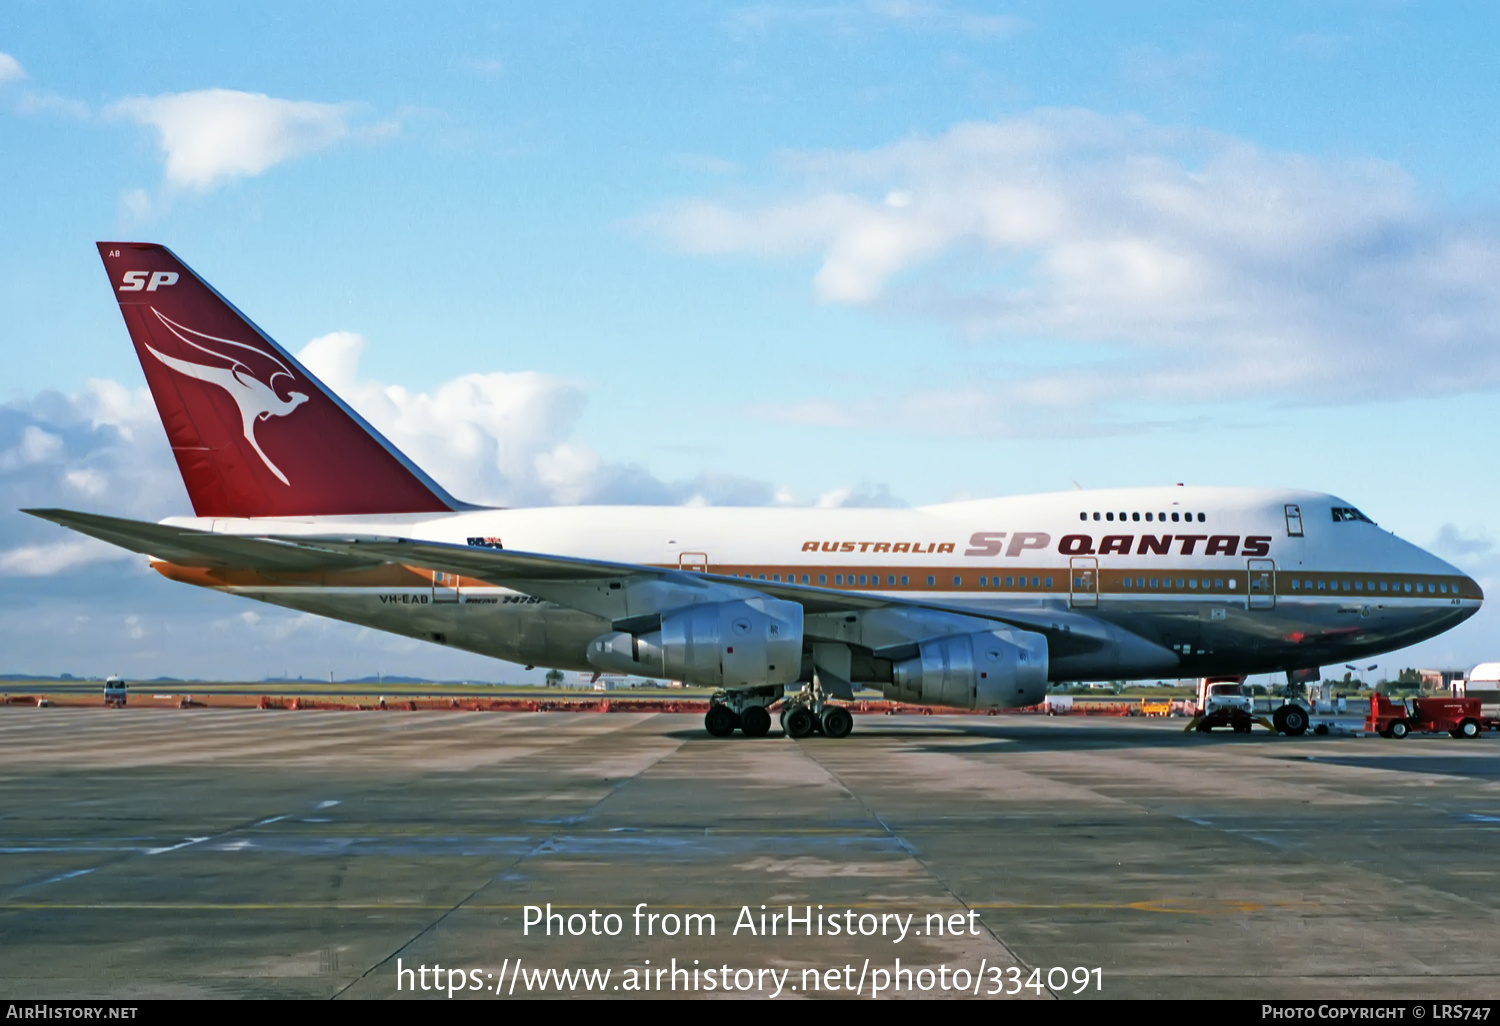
[103,675,127,708]
[1366,693,1495,739]
[1184,678,1272,734]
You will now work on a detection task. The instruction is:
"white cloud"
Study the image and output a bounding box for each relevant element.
[1431,524,1494,561]
[726,2,1022,39]
[107,89,369,191]
[814,482,903,508]
[643,108,1500,432]
[866,1,1022,37]
[0,52,25,85]
[1,338,903,583]
[14,91,89,119]
[0,379,180,576]
[0,538,123,576]
[297,332,905,511]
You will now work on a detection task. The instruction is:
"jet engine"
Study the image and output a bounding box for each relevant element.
[882,628,1048,709]
[586,597,804,688]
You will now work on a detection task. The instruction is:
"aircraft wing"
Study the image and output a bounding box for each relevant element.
[22,509,383,573]
[25,511,1118,655]
[278,535,1114,650]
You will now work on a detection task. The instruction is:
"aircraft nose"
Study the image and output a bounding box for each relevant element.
[1429,552,1483,604]
[1464,575,1485,604]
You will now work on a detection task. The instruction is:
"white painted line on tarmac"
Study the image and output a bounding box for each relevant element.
[144,836,209,856]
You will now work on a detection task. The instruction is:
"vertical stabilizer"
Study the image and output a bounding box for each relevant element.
[96,242,463,518]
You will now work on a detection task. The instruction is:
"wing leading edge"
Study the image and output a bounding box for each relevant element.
[26,510,1144,661]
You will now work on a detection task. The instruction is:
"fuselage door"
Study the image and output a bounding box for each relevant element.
[1247,559,1276,610]
[679,552,709,574]
[1284,504,1304,537]
[432,570,461,603]
[1070,557,1099,609]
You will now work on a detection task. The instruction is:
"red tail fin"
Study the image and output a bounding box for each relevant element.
[97,242,463,518]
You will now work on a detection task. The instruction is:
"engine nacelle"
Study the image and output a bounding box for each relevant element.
[883,628,1048,709]
[587,598,804,688]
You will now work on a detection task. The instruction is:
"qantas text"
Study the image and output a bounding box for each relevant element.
[801,533,1272,558]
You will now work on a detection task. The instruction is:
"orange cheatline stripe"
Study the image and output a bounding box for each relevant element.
[153,559,1480,601]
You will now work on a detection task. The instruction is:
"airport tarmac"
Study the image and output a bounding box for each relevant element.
[1,709,1498,1000]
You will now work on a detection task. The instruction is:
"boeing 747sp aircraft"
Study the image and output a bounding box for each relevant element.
[27,243,1482,739]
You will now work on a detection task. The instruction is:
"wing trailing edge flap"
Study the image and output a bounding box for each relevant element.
[23,509,382,572]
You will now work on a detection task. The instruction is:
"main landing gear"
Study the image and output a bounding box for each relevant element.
[702,680,856,740]
[704,685,782,738]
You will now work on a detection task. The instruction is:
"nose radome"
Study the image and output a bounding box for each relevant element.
[1421,547,1483,603]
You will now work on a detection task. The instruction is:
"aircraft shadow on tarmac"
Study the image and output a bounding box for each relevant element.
[666,719,1311,753]
[1279,753,1500,778]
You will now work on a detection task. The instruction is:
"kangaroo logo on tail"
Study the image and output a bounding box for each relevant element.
[143,309,309,485]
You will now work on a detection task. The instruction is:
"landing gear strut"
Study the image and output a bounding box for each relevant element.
[703,677,858,740]
[704,685,783,739]
[779,674,855,740]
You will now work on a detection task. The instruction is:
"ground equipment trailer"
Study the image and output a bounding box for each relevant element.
[1366,693,1494,739]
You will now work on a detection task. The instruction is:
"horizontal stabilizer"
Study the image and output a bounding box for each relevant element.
[24,509,382,572]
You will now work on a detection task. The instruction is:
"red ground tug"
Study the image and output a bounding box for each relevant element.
[1366,693,1494,739]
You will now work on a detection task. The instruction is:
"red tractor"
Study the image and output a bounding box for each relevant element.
[1366,692,1491,739]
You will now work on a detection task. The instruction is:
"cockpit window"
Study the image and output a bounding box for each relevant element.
[1331,506,1374,524]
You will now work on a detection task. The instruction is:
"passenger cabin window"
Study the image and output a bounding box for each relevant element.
[1085,510,1208,523]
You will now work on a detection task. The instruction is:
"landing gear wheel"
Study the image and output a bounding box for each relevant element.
[704,704,738,738]
[783,705,816,739]
[1274,705,1309,736]
[820,705,854,739]
[1388,719,1410,740]
[1455,718,1482,739]
[740,705,772,738]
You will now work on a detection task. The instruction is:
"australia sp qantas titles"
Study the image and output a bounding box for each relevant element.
[26,243,1482,739]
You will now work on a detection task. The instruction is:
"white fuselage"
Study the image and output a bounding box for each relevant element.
[152,485,1479,681]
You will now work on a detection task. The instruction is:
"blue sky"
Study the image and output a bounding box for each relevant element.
[2,2,1498,681]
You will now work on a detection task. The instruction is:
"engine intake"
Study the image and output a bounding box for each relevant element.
[587,597,804,688]
[883,628,1048,709]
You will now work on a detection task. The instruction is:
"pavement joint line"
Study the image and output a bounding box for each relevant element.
[331,718,688,999]
[1,714,687,908]
[799,743,1049,997]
